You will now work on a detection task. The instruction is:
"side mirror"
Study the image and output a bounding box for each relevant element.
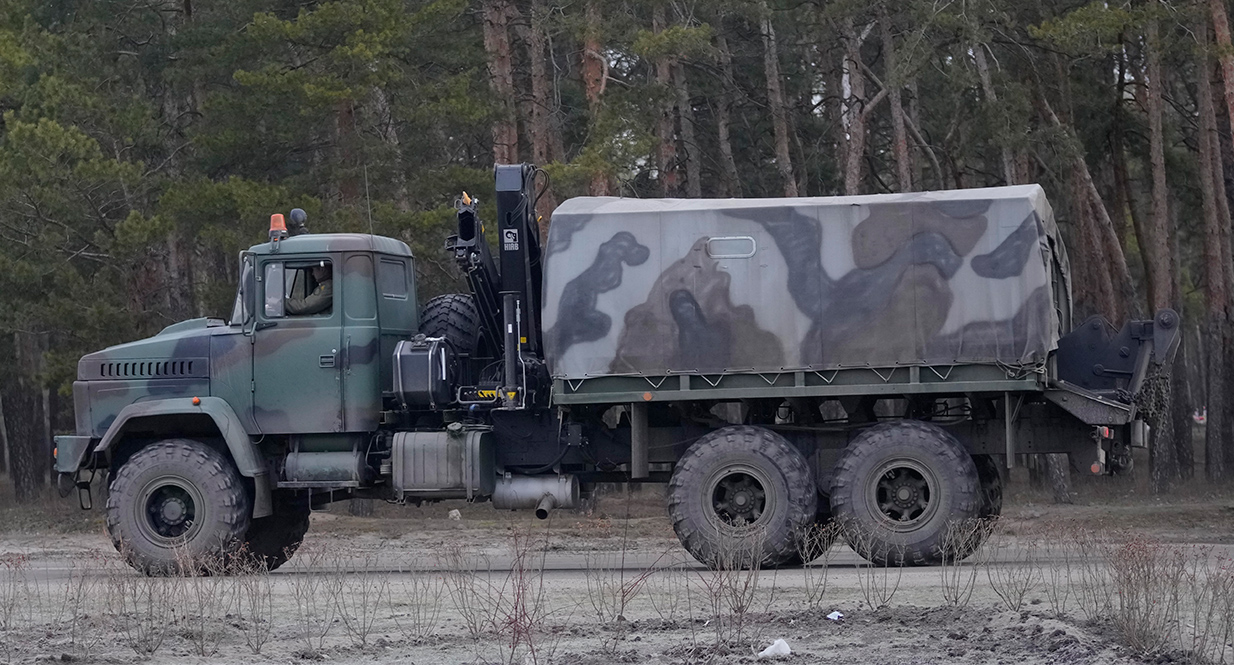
[234,252,256,331]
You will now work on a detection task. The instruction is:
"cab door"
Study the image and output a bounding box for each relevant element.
[252,256,343,433]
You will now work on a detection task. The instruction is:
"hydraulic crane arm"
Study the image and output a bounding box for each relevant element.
[446,164,545,407]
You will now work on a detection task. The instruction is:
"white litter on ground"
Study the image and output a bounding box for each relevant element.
[447,509,462,521]
[827,610,844,621]
[757,639,791,659]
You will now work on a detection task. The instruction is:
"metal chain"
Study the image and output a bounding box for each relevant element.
[1134,364,1172,428]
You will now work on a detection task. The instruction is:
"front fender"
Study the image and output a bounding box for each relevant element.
[96,397,262,475]
[94,396,272,518]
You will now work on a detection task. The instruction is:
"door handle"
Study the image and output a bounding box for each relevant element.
[319,354,336,368]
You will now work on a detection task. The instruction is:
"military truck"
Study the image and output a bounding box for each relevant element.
[54,164,1180,573]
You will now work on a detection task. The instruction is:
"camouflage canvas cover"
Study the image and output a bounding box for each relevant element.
[541,185,1067,380]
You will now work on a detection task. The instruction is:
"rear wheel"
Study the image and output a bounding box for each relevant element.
[668,426,817,568]
[106,439,250,575]
[829,421,980,566]
[241,490,311,571]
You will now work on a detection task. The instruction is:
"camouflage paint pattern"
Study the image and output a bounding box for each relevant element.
[541,185,1067,380]
[70,233,416,448]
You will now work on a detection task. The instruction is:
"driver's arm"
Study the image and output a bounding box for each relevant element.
[286,279,333,315]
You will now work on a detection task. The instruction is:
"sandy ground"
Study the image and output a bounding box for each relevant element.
[1,481,1233,664]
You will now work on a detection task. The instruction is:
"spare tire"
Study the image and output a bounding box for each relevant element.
[420,293,479,355]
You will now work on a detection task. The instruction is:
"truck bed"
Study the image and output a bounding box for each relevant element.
[542,186,1069,404]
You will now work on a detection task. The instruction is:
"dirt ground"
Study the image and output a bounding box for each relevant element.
[1,477,1233,665]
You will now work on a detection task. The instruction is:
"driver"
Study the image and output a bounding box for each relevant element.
[286,263,333,315]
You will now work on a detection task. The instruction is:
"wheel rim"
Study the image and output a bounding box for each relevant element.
[136,475,205,547]
[704,465,776,532]
[866,458,939,532]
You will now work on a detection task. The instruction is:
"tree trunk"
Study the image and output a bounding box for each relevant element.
[715,35,740,197]
[9,332,47,503]
[335,100,360,202]
[370,85,411,212]
[0,391,8,475]
[881,14,912,191]
[523,0,558,223]
[348,499,374,517]
[761,4,797,197]
[841,17,866,195]
[653,6,678,197]
[581,0,608,195]
[1209,0,1234,140]
[1145,20,1172,313]
[1197,39,1230,482]
[1039,95,1138,322]
[1046,454,1073,504]
[673,62,701,198]
[1072,167,1117,320]
[481,0,518,165]
[715,35,742,197]
[1114,127,1153,308]
[973,44,1014,185]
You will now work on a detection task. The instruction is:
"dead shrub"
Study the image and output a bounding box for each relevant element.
[442,527,557,665]
[288,545,341,656]
[440,548,499,640]
[106,552,179,656]
[390,562,445,642]
[1039,526,1075,618]
[1175,546,1234,663]
[846,525,906,609]
[647,550,691,624]
[1107,537,1186,657]
[583,549,659,650]
[798,522,840,611]
[1072,528,1115,622]
[937,518,989,607]
[693,529,766,647]
[0,554,32,664]
[174,546,233,656]
[985,523,1039,612]
[232,551,276,655]
[336,550,390,648]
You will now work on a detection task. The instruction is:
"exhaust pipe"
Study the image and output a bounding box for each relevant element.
[534,494,556,520]
[493,475,578,518]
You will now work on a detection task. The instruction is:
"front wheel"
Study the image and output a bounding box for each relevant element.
[668,426,817,568]
[829,421,981,566]
[105,439,251,575]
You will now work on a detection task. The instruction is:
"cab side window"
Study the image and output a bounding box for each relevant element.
[263,260,334,318]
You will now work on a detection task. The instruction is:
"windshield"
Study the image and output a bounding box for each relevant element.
[229,253,254,326]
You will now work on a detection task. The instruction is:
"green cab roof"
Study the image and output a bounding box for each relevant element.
[248,233,412,257]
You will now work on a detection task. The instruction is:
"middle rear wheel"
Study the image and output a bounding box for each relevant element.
[830,420,981,566]
[668,426,817,568]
